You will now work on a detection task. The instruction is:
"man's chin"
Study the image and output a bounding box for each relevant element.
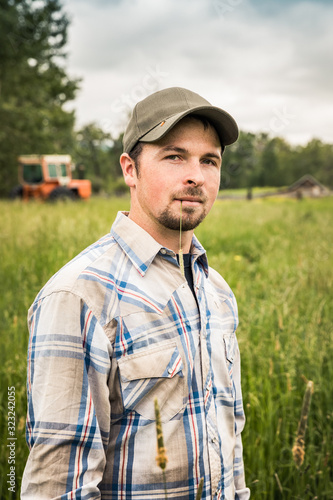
[158,209,206,232]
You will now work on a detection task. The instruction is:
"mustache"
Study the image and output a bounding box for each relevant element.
[173,187,207,202]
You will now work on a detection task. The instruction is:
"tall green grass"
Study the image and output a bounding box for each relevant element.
[0,196,332,498]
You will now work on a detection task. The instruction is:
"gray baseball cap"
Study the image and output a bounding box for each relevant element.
[122,87,238,153]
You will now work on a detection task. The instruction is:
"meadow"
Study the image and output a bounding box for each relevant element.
[0,195,332,499]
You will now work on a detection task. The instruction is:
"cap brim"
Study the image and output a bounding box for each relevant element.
[139,105,238,147]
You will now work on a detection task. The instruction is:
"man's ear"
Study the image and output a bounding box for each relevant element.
[120,153,137,188]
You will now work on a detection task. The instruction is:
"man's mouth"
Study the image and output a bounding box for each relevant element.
[174,190,206,204]
[177,197,203,205]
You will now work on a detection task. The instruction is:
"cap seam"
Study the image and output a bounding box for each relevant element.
[134,105,141,136]
[179,87,191,110]
[136,110,183,144]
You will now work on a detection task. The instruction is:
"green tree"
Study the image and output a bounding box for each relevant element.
[221,131,257,189]
[0,0,80,196]
[291,139,333,187]
[257,137,293,187]
[75,124,126,194]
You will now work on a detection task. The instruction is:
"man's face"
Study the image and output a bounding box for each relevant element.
[125,117,222,237]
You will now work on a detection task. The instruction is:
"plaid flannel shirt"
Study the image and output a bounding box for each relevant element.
[21,211,250,500]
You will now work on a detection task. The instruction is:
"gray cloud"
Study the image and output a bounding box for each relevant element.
[63,0,333,144]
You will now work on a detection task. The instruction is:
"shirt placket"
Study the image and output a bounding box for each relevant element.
[195,272,222,499]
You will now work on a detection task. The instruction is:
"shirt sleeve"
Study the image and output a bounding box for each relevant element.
[21,291,112,499]
[233,339,251,499]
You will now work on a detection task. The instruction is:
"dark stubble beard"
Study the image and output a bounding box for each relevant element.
[158,206,207,231]
[157,188,209,231]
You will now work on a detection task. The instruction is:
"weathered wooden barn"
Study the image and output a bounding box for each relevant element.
[287,174,330,198]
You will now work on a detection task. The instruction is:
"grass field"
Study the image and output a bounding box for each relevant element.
[0,195,332,499]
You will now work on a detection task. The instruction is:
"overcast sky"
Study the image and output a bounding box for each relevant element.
[62,0,333,145]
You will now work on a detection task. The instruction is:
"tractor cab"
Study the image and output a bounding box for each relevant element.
[12,155,91,201]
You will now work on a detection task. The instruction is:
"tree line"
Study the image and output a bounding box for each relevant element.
[1,0,332,197]
[221,132,333,190]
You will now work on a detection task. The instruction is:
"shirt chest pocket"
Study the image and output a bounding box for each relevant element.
[223,332,237,385]
[117,342,187,422]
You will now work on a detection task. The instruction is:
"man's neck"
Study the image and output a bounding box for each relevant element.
[128,212,193,254]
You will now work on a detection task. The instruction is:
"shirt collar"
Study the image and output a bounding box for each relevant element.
[191,235,209,276]
[110,212,209,277]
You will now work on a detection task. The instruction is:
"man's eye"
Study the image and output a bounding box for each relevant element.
[166,155,181,161]
[202,158,216,166]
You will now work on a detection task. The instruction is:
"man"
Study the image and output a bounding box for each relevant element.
[21,87,250,499]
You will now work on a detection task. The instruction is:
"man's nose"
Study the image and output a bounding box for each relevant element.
[183,160,205,186]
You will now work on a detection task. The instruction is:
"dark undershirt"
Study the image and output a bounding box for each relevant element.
[176,253,195,297]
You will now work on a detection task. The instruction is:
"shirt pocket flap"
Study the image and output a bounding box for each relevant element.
[223,332,236,363]
[118,344,184,382]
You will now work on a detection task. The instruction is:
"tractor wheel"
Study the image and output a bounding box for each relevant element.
[48,186,76,202]
[9,185,23,200]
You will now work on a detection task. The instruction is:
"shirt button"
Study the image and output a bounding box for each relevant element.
[168,368,173,375]
[160,249,167,254]
[211,437,217,443]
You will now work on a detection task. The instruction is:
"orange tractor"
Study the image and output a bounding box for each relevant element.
[10,155,91,201]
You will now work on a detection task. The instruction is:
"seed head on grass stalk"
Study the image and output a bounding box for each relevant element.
[154,399,204,500]
[154,398,168,499]
[292,379,314,468]
[195,477,204,500]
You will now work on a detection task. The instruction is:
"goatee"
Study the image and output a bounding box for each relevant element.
[157,188,208,231]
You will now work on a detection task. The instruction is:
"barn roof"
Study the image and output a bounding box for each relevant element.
[288,174,329,192]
